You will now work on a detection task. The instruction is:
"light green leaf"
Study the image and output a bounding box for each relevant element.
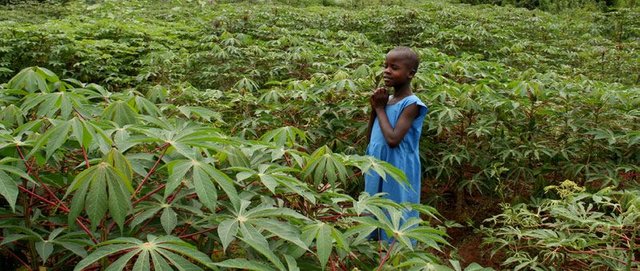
[73,243,139,271]
[239,224,285,270]
[105,249,140,271]
[132,250,151,271]
[86,176,108,231]
[35,241,54,262]
[316,223,332,270]
[214,258,276,271]
[160,207,177,234]
[0,170,18,211]
[193,164,218,212]
[218,219,238,251]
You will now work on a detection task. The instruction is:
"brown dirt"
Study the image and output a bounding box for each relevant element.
[423,178,506,269]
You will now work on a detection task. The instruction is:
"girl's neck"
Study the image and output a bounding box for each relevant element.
[392,85,412,99]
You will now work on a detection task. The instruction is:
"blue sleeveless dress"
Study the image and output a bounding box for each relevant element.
[365,94,428,241]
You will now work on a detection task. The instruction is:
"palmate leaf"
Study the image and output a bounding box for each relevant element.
[232,163,315,203]
[0,162,35,212]
[135,120,235,159]
[7,67,58,93]
[25,118,71,160]
[176,105,224,123]
[214,258,276,271]
[218,200,308,258]
[343,154,407,186]
[300,222,347,270]
[239,223,286,270]
[20,90,89,120]
[302,146,348,187]
[165,158,240,211]
[0,169,19,212]
[103,100,139,126]
[65,161,133,230]
[74,235,216,271]
[260,126,307,148]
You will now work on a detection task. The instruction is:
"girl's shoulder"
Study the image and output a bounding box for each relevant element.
[401,95,428,113]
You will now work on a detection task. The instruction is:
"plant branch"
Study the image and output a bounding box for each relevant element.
[18,185,98,244]
[133,183,166,206]
[178,227,217,239]
[132,143,169,198]
[81,145,90,169]
[376,238,396,271]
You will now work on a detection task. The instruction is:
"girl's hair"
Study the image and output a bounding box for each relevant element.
[389,46,420,72]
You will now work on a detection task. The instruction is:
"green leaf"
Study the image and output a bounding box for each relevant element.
[316,223,332,270]
[74,243,139,271]
[218,219,238,251]
[192,163,218,212]
[132,250,151,271]
[104,101,138,126]
[65,162,132,230]
[130,207,163,228]
[156,239,215,268]
[105,250,140,271]
[107,172,133,230]
[160,207,177,234]
[0,170,19,211]
[44,120,72,160]
[284,255,299,271]
[239,223,285,270]
[214,258,276,271]
[86,175,108,230]
[150,250,173,271]
[254,219,307,250]
[155,248,204,270]
[7,67,57,93]
[35,241,54,262]
[200,163,240,210]
[165,159,193,198]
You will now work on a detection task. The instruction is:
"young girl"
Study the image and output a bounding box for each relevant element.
[365,46,428,241]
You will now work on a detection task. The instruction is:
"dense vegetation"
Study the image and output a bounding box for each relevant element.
[0,0,638,270]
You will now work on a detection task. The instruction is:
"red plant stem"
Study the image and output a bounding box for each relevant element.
[1,247,32,271]
[16,146,97,243]
[81,146,90,169]
[133,183,166,206]
[178,227,217,239]
[16,146,65,207]
[18,186,68,212]
[77,218,99,244]
[330,256,337,271]
[132,143,169,198]
[107,181,171,233]
[15,145,32,173]
[166,184,183,204]
[376,239,396,271]
[18,186,98,244]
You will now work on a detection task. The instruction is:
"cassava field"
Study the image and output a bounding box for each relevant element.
[0,0,639,270]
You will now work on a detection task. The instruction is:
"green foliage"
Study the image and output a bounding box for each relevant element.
[482,183,640,270]
[0,0,638,269]
[0,68,453,270]
[457,0,637,12]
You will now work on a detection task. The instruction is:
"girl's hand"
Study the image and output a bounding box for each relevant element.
[371,87,388,109]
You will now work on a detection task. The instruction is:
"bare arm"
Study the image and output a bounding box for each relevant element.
[372,92,419,148]
[367,88,387,143]
[366,109,376,143]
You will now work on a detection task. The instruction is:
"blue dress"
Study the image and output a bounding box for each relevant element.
[365,94,428,241]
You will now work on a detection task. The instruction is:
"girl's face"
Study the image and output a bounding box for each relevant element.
[383,52,414,88]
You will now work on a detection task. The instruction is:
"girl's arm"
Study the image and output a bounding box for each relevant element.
[366,88,386,143]
[366,109,376,143]
[372,92,419,148]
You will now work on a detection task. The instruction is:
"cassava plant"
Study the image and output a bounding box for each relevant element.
[0,67,455,270]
